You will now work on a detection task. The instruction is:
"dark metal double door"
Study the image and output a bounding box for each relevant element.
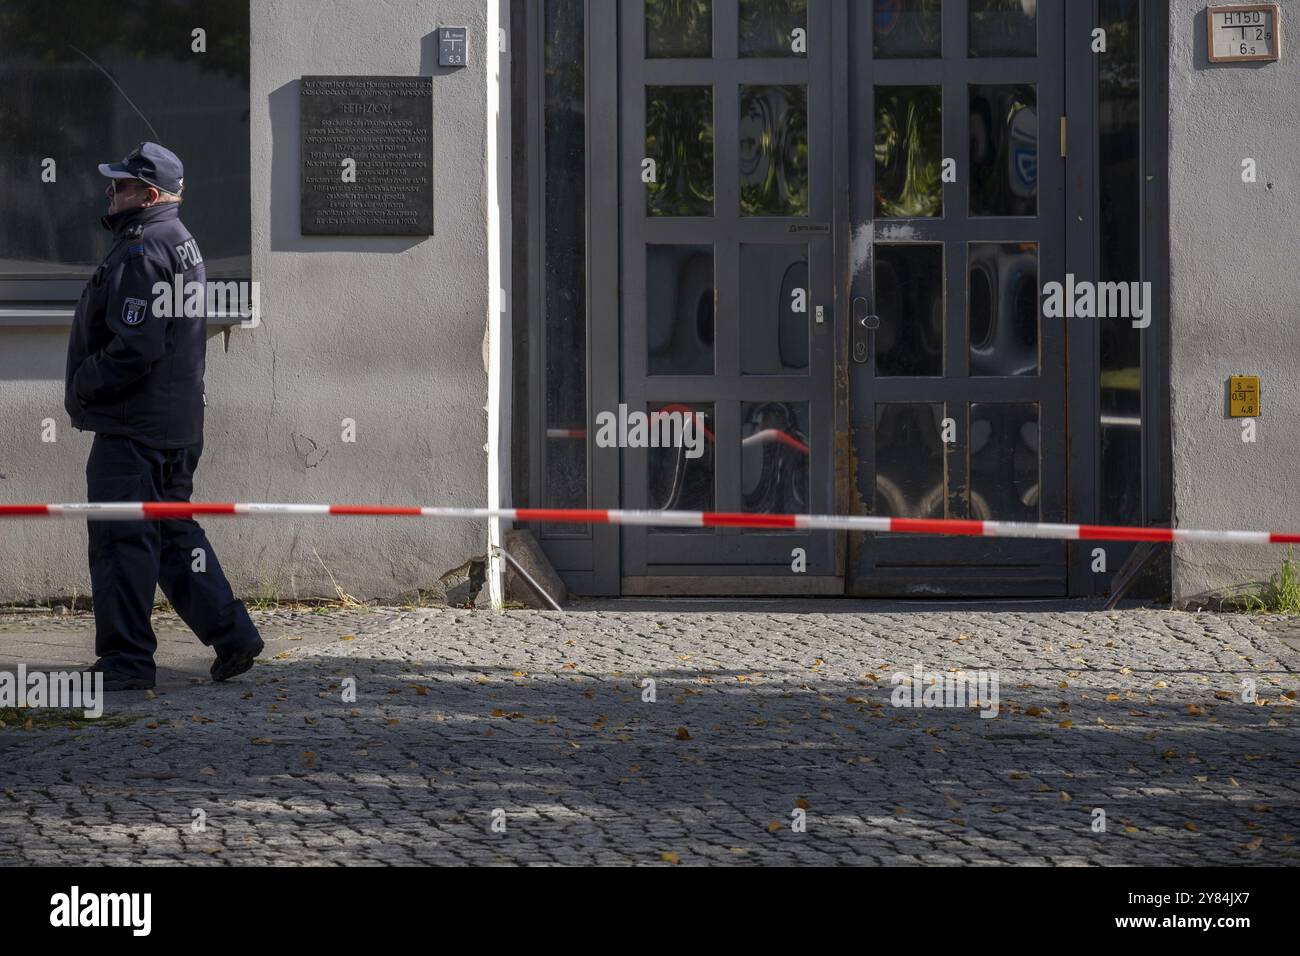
[617,0,1069,596]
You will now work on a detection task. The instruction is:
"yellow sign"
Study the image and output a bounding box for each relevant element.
[1229,376,1261,418]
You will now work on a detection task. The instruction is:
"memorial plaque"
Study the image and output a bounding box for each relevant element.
[300,76,434,235]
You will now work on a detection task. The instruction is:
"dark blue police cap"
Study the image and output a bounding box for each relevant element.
[98,142,185,194]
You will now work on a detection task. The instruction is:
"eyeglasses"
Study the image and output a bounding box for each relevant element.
[109,179,145,196]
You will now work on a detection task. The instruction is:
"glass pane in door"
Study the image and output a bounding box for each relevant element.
[646,0,713,58]
[873,0,943,58]
[969,84,1038,217]
[646,86,715,216]
[969,402,1040,520]
[648,244,716,375]
[874,85,943,218]
[874,404,946,518]
[742,401,811,516]
[648,402,715,526]
[874,243,944,376]
[740,243,810,374]
[740,84,809,216]
[739,0,808,57]
[968,241,1039,376]
[969,0,1038,57]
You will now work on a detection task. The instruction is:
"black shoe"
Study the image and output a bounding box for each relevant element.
[81,666,155,692]
[211,637,264,682]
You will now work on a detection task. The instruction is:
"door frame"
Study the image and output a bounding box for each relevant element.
[564,0,1168,598]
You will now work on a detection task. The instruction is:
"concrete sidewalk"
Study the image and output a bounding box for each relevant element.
[2,603,1298,865]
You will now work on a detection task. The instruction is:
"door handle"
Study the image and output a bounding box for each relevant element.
[852,297,880,364]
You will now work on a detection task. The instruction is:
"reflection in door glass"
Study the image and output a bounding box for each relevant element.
[969,84,1037,217]
[742,402,810,517]
[874,244,944,377]
[648,245,715,375]
[874,404,945,518]
[740,244,810,375]
[647,86,715,216]
[740,0,808,57]
[969,403,1040,520]
[969,0,1037,57]
[646,0,713,58]
[875,85,943,218]
[1099,0,1143,526]
[969,242,1039,376]
[740,85,809,217]
[543,0,588,535]
[648,402,715,529]
[873,0,942,58]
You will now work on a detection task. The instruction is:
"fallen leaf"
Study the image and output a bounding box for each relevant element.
[675,727,692,740]
[1184,822,1199,832]
[199,767,217,776]
[795,798,810,810]
[1186,704,1203,716]
[661,852,680,865]
[1105,693,1121,702]
[339,635,356,642]
[1059,719,1074,729]
[1058,681,1069,690]
[767,821,782,833]
[409,684,428,696]
[1242,837,1263,851]
[1060,791,1072,802]
[386,718,400,725]
[273,651,292,660]
[250,737,272,745]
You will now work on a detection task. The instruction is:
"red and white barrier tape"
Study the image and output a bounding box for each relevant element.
[0,502,1297,545]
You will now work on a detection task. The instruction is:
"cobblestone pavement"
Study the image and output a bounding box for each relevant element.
[1,603,1298,866]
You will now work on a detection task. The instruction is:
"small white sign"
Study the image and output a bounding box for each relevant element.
[1207,4,1280,63]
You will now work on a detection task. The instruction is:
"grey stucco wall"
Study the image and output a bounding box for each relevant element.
[1168,2,1300,602]
[0,0,491,603]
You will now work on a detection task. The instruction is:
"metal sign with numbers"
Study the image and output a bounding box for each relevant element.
[1207,4,1280,63]
[1229,376,1261,417]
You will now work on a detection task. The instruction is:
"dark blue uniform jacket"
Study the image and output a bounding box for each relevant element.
[64,203,207,449]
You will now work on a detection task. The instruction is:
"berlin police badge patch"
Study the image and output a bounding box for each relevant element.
[122,297,148,327]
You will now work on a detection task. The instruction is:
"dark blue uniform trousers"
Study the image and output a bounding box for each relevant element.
[86,433,260,679]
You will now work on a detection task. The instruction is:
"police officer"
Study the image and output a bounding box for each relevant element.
[65,142,263,691]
